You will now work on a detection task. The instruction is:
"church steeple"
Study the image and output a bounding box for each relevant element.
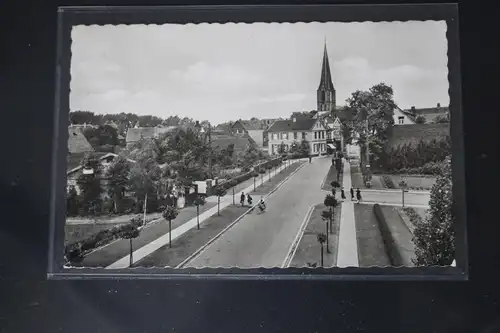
[317,40,336,114]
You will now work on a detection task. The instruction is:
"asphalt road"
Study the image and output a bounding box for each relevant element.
[184,156,332,269]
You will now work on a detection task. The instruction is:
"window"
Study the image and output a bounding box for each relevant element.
[398,116,404,124]
[294,132,298,140]
[322,131,325,139]
[314,132,317,139]
[302,132,306,139]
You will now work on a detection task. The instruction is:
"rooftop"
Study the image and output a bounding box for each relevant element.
[68,127,94,154]
[267,118,319,132]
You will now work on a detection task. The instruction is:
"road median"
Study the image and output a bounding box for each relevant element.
[285,202,342,268]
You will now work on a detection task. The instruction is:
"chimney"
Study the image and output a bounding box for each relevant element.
[410,106,416,114]
[437,102,441,108]
[292,117,296,123]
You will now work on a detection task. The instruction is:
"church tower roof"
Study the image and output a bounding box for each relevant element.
[318,41,335,91]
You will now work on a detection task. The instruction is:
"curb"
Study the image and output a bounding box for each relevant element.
[176,161,307,268]
[373,204,414,266]
[281,204,314,268]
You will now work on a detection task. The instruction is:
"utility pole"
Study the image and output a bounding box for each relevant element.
[208,122,212,178]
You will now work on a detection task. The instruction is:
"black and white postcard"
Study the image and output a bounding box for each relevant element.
[57,9,462,274]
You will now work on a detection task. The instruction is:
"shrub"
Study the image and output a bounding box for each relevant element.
[412,156,455,266]
[330,181,341,188]
[381,175,395,189]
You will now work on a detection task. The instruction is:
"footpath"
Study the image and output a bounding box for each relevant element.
[104,160,303,269]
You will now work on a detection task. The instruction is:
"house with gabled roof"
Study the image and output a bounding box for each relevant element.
[395,103,450,125]
[125,126,177,146]
[266,116,332,156]
[230,118,280,152]
[67,127,95,172]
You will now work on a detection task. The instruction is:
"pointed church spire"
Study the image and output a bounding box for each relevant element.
[318,40,334,91]
[317,40,336,113]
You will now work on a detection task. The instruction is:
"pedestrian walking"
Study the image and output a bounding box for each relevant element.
[309,155,312,163]
[247,194,253,206]
[350,187,355,200]
[356,188,362,203]
[240,192,245,206]
[341,188,346,200]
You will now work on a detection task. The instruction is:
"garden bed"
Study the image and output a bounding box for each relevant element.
[353,203,391,266]
[288,203,342,268]
[380,174,436,190]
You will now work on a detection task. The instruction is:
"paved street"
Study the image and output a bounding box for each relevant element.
[184,157,332,269]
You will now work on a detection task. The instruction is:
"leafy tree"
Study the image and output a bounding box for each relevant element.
[242,144,263,168]
[106,156,130,213]
[193,195,206,230]
[119,220,141,267]
[324,194,338,233]
[212,186,227,216]
[227,179,237,205]
[412,156,454,266]
[317,233,327,267]
[66,185,80,216]
[162,206,179,248]
[321,210,332,253]
[69,111,100,125]
[277,142,286,155]
[259,168,266,185]
[76,153,103,215]
[252,171,259,191]
[433,115,449,123]
[298,140,310,157]
[415,115,426,124]
[344,83,397,165]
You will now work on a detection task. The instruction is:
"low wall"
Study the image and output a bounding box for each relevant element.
[65,222,128,245]
[373,204,415,266]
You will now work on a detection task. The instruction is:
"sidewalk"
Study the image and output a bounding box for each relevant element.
[337,161,359,267]
[106,161,298,269]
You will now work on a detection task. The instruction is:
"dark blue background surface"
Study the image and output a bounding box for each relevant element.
[1,1,498,332]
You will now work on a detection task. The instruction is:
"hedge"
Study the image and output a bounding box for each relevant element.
[65,215,143,264]
[381,175,396,189]
[373,204,406,266]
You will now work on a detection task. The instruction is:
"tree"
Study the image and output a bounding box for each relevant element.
[193,195,206,230]
[267,164,273,181]
[212,186,227,216]
[162,206,179,248]
[229,179,238,205]
[106,156,130,213]
[415,115,426,124]
[242,144,262,168]
[259,168,266,185]
[119,219,141,267]
[298,140,310,157]
[317,233,327,267]
[433,115,449,124]
[277,142,286,155]
[76,153,103,215]
[345,83,396,165]
[321,210,332,253]
[252,171,259,191]
[324,194,338,233]
[66,186,80,216]
[412,156,454,266]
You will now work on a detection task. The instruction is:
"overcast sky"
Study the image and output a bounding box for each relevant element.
[70,21,448,125]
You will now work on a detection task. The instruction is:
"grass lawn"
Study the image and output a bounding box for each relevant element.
[353,203,391,266]
[321,164,343,192]
[289,203,342,268]
[350,162,365,189]
[384,174,436,190]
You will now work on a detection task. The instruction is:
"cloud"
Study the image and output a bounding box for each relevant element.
[70,21,449,123]
[169,61,264,92]
[257,93,307,104]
